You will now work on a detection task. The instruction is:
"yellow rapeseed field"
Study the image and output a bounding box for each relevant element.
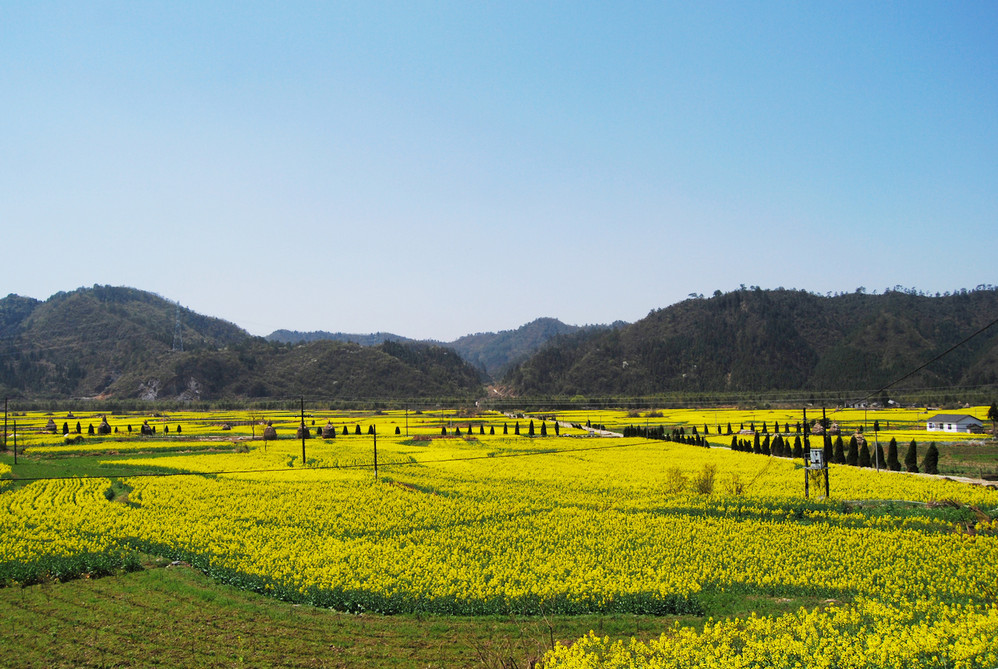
[2,407,997,667]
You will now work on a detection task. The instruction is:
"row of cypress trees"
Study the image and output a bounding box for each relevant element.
[728,431,940,475]
[622,424,711,447]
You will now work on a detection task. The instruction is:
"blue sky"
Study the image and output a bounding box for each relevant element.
[2,2,996,340]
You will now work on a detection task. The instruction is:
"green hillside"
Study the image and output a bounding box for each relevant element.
[0,286,483,401]
[504,288,998,397]
[268,317,623,380]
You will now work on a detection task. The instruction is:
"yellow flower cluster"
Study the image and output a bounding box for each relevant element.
[543,598,998,668]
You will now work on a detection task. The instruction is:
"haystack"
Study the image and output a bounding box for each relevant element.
[263,422,278,440]
[45,418,57,433]
[98,417,112,435]
[321,422,336,438]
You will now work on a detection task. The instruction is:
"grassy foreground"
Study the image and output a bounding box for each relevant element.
[0,558,824,668]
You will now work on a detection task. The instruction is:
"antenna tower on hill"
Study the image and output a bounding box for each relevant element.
[172,302,183,352]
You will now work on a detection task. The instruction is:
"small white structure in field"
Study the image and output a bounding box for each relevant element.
[925,413,984,434]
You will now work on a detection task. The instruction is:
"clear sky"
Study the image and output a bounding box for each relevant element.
[2,2,996,341]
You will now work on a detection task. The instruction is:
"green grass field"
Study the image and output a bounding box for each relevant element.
[0,556,832,669]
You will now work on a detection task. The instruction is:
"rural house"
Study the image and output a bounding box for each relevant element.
[925,413,984,433]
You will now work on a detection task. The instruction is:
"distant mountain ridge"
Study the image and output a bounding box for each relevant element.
[267,318,623,380]
[503,287,998,396]
[266,330,417,347]
[0,286,482,401]
[5,284,997,402]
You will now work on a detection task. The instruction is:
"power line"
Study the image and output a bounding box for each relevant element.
[856,313,998,405]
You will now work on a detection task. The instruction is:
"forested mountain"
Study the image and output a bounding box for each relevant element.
[6,285,997,402]
[503,288,998,396]
[267,317,622,380]
[0,286,483,401]
[447,318,623,379]
[266,330,416,347]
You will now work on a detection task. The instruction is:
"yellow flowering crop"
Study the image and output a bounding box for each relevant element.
[2,407,997,666]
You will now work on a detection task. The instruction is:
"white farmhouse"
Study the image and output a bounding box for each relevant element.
[925,413,984,434]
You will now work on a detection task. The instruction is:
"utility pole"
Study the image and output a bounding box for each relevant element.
[874,420,880,472]
[803,408,810,499]
[300,397,306,466]
[12,419,16,465]
[3,397,7,453]
[822,407,830,497]
[373,425,378,479]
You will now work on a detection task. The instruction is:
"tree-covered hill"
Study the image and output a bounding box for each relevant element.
[265,330,417,347]
[0,286,483,401]
[268,317,623,380]
[447,318,622,379]
[503,288,998,396]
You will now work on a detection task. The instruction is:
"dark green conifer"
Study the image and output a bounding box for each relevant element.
[922,443,939,475]
[833,436,846,464]
[905,440,919,473]
[887,438,901,471]
[846,436,859,466]
[858,440,871,467]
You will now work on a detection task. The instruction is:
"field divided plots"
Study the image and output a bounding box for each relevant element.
[2,407,998,667]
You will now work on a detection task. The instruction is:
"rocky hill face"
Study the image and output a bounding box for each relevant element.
[0,286,483,401]
[503,288,998,396]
